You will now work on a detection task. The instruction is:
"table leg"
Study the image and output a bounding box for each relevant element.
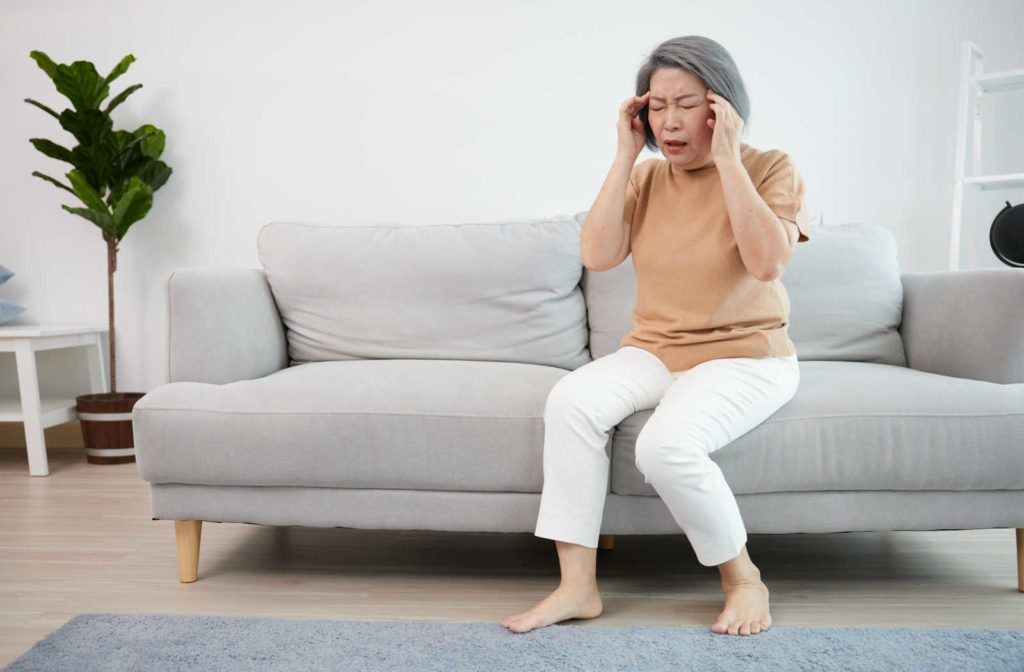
[14,342,48,477]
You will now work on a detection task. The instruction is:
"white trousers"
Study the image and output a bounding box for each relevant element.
[534,345,800,567]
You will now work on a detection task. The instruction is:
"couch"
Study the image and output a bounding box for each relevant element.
[132,216,1024,589]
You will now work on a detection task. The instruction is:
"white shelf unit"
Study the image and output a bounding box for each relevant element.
[949,41,1024,271]
[0,325,108,476]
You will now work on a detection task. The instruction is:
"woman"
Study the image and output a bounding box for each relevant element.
[502,35,809,637]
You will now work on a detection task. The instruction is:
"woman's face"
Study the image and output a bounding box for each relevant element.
[647,67,715,170]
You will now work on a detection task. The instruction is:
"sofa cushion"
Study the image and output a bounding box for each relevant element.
[133,359,566,492]
[0,300,24,324]
[582,217,907,366]
[257,219,589,370]
[611,360,1024,495]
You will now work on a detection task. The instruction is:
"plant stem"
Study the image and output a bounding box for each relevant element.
[105,233,117,395]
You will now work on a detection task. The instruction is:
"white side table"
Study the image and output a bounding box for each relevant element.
[0,325,108,476]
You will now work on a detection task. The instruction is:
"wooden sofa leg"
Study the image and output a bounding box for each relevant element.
[598,534,615,550]
[1017,529,1023,593]
[175,520,202,583]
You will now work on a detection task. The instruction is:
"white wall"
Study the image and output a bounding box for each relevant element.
[1,0,1023,394]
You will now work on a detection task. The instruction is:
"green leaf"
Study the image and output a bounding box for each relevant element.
[31,171,76,196]
[29,50,58,79]
[69,144,117,190]
[134,125,165,158]
[139,161,172,192]
[103,83,142,116]
[111,129,153,165]
[28,138,74,164]
[104,54,135,85]
[107,130,138,176]
[58,108,112,146]
[110,177,153,239]
[62,205,115,237]
[53,60,109,110]
[24,97,61,120]
[67,169,111,214]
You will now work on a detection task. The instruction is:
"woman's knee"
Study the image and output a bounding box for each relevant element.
[633,429,709,478]
[543,372,630,431]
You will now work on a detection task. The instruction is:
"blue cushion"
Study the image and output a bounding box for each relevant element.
[0,300,24,324]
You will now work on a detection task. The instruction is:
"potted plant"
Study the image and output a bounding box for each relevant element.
[25,51,172,464]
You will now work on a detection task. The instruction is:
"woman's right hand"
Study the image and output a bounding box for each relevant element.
[617,91,650,162]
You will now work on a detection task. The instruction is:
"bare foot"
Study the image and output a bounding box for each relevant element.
[502,584,603,633]
[710,578,772,636]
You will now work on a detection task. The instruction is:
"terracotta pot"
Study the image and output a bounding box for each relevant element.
[75,392,146,464]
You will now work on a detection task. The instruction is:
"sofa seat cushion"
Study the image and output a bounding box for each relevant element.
[611,360,1024,496]
[134,359,566,492]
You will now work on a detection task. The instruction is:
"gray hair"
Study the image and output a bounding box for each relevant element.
[635,36,750,152]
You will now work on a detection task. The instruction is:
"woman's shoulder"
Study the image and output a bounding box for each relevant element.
[741,142,792,161]
[740,143,795,172]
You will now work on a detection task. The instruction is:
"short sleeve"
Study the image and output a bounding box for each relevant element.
[623,165,640,226]
[757,155,809,243]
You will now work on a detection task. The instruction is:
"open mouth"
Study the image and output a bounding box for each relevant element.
[664,140,687,152]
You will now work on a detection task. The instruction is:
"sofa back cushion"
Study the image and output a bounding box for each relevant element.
[582,215,907,366]
[258,218,590,370]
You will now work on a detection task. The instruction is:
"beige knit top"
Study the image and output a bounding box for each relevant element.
[619,142,810,372]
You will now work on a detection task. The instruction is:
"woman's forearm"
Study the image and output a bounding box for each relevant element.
[716,158,794,282]
[581,154,635,271]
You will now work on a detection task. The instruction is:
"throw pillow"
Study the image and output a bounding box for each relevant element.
[0,300,25,324]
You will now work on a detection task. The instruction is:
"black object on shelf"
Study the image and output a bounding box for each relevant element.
[989,201,1024,267]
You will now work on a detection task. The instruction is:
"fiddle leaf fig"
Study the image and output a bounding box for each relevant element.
[104,83,142,116]
[111,177,153,239]
[26,50,172,242]
[61,205,114,237]
[103,54,135,86]
[67,169,110,214]
[26,49,172,397]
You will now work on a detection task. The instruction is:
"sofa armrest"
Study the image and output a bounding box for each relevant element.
[899,268,1024,384]
[167,268,289,384]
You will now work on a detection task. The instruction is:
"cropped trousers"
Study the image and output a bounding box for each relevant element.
[534,345,800,567]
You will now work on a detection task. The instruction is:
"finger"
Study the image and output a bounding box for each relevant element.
[621,98,645,116]
[630,93,650,112]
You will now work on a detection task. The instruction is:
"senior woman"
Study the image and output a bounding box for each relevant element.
[502,35,809,637]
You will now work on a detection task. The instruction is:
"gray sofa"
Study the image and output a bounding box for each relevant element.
[132,216,1024,589]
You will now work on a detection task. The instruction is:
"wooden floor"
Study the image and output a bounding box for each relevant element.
[2,447,1023,667]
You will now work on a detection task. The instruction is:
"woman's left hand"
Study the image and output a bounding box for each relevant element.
[707,89,743,164]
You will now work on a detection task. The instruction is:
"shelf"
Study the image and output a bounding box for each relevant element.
[0,325,107,339]
[0,398,78,425]
[973,68,1024,93]
[963,173,1024,190]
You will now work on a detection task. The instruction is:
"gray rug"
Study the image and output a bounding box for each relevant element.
[3,613,1023,672]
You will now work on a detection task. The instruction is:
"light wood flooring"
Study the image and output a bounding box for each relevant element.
[2,445,1023,667]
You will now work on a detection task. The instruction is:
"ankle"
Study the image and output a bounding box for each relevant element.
[559,578,598,593]
[719,564,761,586]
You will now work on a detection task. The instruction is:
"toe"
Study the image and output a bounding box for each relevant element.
[728,621,741,636]
[739,621,751,636]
